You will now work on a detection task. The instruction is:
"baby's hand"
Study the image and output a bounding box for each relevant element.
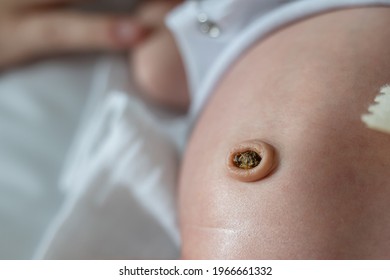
[0,0,146,70]
[131,0,190,112]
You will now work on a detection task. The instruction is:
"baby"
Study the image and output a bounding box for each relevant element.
[132,0,390,259]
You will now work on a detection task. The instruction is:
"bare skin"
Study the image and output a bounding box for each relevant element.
[179,7,390,259]
[131,0,189,111]
[0,0,186,110]
[0,0,150,70]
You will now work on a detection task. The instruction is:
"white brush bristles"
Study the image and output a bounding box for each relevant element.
[362,85,390,135]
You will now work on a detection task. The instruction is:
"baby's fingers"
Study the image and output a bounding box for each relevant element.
[1,0,75,11]
[0,11,145,68]
[26,11,146,52]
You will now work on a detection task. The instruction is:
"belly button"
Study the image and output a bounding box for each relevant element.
[226,140,277,182]
[233,150,261,169]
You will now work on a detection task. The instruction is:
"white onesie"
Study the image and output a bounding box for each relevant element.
[166,0,390,124]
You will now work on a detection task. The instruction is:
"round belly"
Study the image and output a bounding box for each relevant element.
[179,7,390,259]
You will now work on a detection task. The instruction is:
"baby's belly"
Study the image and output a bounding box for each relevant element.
[179,7,390,259]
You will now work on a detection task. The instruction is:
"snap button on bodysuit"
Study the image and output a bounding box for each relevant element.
[227,140,277,182]
[197,12,221,38]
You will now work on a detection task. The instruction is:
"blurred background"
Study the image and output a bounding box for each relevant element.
[0,0,183,259]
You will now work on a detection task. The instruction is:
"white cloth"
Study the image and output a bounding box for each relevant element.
[166,0,390,124]
[34,56,185,259]
[0,56,94,259]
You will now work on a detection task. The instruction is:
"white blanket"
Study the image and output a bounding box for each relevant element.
[34,56,186,259]
[0,56,94,259]
[0,55,185,259]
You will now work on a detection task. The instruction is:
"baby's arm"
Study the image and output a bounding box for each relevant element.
[131,0,189,111]
[179,7,390,259]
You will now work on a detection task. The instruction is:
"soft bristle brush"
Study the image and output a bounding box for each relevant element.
[361,85,390,135]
